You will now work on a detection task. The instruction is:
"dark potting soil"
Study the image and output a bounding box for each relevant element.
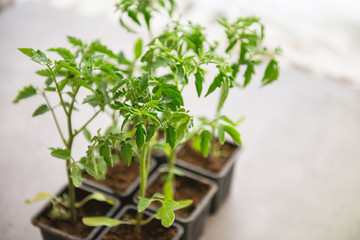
[83,158,139,194]
[36,188,112,238]
[177,141,237,173]
[146,174,210,219]
[102,209,178,240]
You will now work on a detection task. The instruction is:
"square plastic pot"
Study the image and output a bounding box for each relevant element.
[95,205,184,240]
[32,184,120,240]
[134,164,218,240]
[176,141,241,213]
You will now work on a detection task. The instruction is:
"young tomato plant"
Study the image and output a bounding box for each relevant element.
[193,17,281,161]
[83,72,192,233]
[15,36,123,220]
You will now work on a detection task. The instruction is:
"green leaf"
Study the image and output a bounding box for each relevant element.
[217,125,225,145]
[32,104,49,117]
[173,200,193,211]
[135,124,146,149]
[176,64,185,84]
[50,148,71,160]
[157,205,175,227]
[81,146,107,179]
[218,83,229,111]
[140,73,149,91]
[100,143,112,167]
[239,43,248,64]
[205,74,222,97]
[83,128,91,142]
[244,62,255,87]
[13,85,37,103]
[70,164,84,188]
[35,69,51,77]
[25,192,57,204]
[138,197,152,212]
[120,141,133,166]
[57,78,69,92]
[56,61,81,77]
[76,79,95,92]
[82,217,123,227]
[128,10,141,25]
[32,50,51,65]
[223,125,242,145]
[76,192,114,208]
[165,125,176,149]
[134,38,143,60]
[195,69,203,97]
[146,124,156,142]
[219,115,237,126]
[48,48,74,60]
[176,120,189,143]
[262,59,279,85]
[143,10,151,29]
[153,193,165,199]
[67,36,83,47]
[90,40,117,58]
[200,130,211,158]
[18,48,35,57]
[162,84,184,108]
[172,168,184,176]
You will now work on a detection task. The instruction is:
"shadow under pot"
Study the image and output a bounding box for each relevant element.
[32,184,120,240]
[95,205,184,240]
[133,164,218,240]
[176,140,241,213]
[82,156,157,204]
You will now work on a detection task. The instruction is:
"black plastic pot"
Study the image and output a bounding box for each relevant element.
[83,159,157,204]
[176,141,241,213]
[32,184,120,240]
[95,205,184,240]
[134,165,217,240]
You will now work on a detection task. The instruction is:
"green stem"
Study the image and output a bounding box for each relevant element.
[73,109,101,137]
[208,90,223,162]
[164,149,176,200]
[135,144,149,234]
[42,92,67,146]
[47,65,68,116]
[140,214,156,226]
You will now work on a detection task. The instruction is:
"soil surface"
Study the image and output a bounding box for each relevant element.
[145,174,210,219]
[176,141,237,173]
[83,158,139,194]
[102,209,178,240]
[36,188,112,238]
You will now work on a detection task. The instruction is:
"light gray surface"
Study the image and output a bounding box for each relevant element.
[1,3,360,240]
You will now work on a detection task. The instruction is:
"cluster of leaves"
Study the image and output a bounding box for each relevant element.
[82,67,194,227]
[219,17,281,87]
[141,21,236,112]
[116,0,175,31]
[192,116,244,158]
